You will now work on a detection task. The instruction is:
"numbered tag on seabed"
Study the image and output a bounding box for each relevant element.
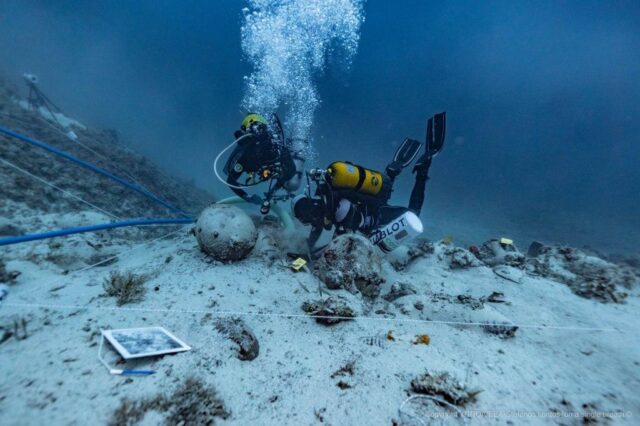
[290,257,307,271]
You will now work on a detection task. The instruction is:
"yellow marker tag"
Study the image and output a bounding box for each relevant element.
[442,235,454,245]
[500,238,513,246]
[291,257,307,271]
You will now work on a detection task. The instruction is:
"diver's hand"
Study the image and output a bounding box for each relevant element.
[246,194,263,205]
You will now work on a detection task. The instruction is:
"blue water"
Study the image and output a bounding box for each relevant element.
[1,0,638,253]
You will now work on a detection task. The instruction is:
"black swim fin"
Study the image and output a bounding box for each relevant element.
[413,112,446,176]
[386,138,423,178]
[426,112,446,158]
[394,138,423,167]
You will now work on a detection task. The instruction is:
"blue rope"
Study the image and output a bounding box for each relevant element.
[0,125,191,218]
[0,218,194,246]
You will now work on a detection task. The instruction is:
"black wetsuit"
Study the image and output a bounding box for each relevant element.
[307,157,432,251]
[224,129,296,202]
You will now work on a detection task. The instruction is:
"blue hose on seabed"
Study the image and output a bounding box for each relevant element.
[0,218,194,247]
[0,125,191,218]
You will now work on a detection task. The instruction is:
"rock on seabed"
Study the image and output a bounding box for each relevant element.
[195,204,257,262]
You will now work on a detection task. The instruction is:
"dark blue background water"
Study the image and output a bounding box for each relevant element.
[1,0,638,252]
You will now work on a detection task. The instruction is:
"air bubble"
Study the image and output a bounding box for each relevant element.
[240,0,364,157]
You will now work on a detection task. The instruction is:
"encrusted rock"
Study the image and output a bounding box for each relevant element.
[528,245,635,303]
[483,291,507,304]
[456,294,484,310]
[315,234,385,298]
[195,204,257,262]
[215,317,259,360]
[411,370,481,407]
[482,321,518,338]
[476,239,526,268]
[382,282,417,302]
[387,238,434,271]
[302,297,355,325]
[442,246,483,269]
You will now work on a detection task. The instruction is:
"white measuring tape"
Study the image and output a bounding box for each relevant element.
[1,301,621,332]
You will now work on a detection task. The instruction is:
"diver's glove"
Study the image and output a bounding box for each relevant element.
[246,194,263,205]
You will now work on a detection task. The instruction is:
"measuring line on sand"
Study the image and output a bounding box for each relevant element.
[2,220,623,334]
[1,301,621,333]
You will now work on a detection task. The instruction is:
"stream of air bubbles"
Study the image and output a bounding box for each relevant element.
[241,0,365,156]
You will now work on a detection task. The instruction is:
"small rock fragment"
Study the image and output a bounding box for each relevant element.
[482,321,518,338]
[456,294,484,310]
[215,317,260,360]
[476,239,526,268]
[411,371,481,407]
[336,381,352,390]
[302,297,355,325]
[438,244,482,269]
[484,292,507,303]
[387,239,434,271]
[331,361,355,378]
[382,282,417,302]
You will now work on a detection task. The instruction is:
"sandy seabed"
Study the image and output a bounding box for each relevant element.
[1,215,638,426]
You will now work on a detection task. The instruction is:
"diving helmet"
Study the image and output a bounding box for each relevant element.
[241,113,268,132]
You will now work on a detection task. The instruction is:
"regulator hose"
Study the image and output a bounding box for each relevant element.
[212,134,254,190]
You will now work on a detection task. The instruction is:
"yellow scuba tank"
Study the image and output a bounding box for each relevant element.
[326,161,390,200]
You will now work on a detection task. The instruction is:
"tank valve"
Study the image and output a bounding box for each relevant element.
[308,168,327,181]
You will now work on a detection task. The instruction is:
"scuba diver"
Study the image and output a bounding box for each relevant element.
[292,112,446,256]
[214,113,304,214]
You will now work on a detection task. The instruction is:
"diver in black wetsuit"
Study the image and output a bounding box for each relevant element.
[221,113,304,213]
[292,112,446,255]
